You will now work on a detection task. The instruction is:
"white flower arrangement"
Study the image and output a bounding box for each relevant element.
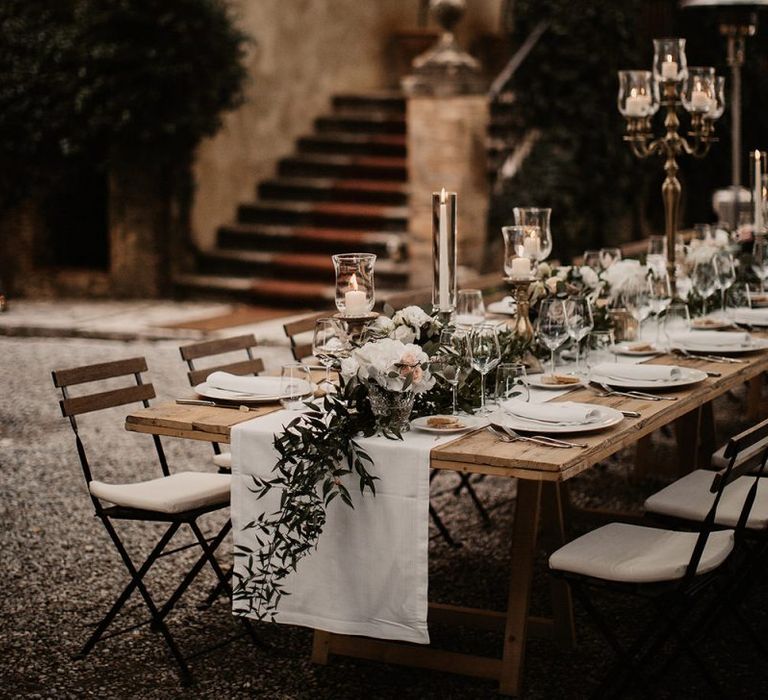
[368,305,441,344]
[600,259,648,298]
[341,338,435,394]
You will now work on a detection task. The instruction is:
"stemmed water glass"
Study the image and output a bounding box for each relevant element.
[279,363,314,410]
[312,318,349,393]
[713,251,736,317]
[456,289,486,327]
[752,236,768,291]
[662,302,692,350]
[692,258,718,315]
[468,324,501,414]
[433,328,468,415]
[495,364,530,404]
[621,282,651,336]
[647,270,672,344]
[583,250,601,271]
[647,236,667,274]
[564,297,593,375]
[536,298,569,376]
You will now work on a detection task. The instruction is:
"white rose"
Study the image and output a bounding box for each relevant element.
[545,277,559,294]
[578,266,599,289]
[555,265,571,281]
[393,324,416,344]
[536,262,552,279]
[371,316,395,335]
[340,356,359,379]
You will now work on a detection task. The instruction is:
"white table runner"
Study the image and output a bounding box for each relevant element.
[231,409,458,644]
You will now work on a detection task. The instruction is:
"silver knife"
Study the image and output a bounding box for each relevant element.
[176,399,254,412]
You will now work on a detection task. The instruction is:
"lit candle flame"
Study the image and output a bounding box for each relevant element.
[349,273,358,291]
[440,187,446,204]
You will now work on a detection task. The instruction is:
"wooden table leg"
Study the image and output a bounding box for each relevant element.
[632,434,655,480]
[499,479,544,696]
[748,376,765,421]
[674,407,705,475]
[311,630,331,664]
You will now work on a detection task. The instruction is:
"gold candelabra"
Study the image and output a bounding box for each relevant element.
[504,277,535,344]
[624,82,718,293]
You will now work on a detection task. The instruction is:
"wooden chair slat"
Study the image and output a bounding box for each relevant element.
[292,343,314,361]
[283,311,331,338]
[179,334,257,361]
[52,357,148,388]
[188,358,265,386]
[60,384,156,417]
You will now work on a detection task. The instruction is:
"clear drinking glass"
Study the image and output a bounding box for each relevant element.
[647,236,668,275]
[713,251,736,316]
[537,298,569,375]
[433,328,467,415]
[564,297,594,375]
[332,253,376,316]
[495,364,529,405]
[599,248,622,269]
[725,281,752,321]
[621,283,652,335]
[468,324,501,414]
[279,363,314,410]
[513,207,553,261]
[583,250,601,271]
[662,302,692,349]
[752,236,768,291]
[585,330,616,372]
[647,271,672,344]
[456,289,486,327]
[312,318,348,393]
[692,258,718,314]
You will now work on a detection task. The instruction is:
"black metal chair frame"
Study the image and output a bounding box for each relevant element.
[551,418,768,698]
[53,357,260,686]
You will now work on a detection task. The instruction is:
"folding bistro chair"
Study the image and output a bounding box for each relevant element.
[178,334,265,472]
[52,357,259,686]
[548,418,768,698]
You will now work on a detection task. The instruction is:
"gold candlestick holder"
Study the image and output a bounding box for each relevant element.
[504,277,535,343]
[334,312,379,342]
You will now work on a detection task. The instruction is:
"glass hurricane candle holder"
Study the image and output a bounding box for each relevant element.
[681,67,716,115]
[502,225,540,279]
[332,253,376,317]
[652,37,687,84]
[708,75,725,121]
[512,207,552,261]
[617,70,657,118]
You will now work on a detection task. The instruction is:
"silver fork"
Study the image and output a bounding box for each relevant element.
[487,424,579,449]
[592,382,666,402]
[671,347,745,364]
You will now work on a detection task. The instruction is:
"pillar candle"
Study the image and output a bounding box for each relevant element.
[509,257,531,279]
[755,151,764,235]
[661,58,678,80]
[344,274,367,315]
[438,188,449,310]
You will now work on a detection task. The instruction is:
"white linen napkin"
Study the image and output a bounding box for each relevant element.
[500,399,600,425]
[206,372,285,396]
[733,307,768,323]
[231,410,457,644]
[674,331,751,347]
[590,363,682,382]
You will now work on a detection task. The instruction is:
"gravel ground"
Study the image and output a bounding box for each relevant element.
[2,336,768,699]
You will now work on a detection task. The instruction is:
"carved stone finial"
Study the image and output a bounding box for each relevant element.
[402,0,484,97]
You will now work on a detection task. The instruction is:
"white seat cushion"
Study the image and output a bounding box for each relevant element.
[90,472,230,514]
[212,451,232,469]
[549,522,734,583]
[645,469,768,530]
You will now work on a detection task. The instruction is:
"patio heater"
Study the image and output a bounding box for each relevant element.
[681,0,768,227]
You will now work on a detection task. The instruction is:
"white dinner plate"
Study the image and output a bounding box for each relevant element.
[732,312,768,327]
[672,338,768,355]
[527,373,585,390]
[610,342,662,356]
[690,318,733,331]
[490,404,624,435]
[487,299,517,316]
[589,367,708,390]
[411,414,485,433]
[750,294,768,308]
[194,381,294,404]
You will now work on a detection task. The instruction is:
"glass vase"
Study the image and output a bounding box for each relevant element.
[367,384,415,434]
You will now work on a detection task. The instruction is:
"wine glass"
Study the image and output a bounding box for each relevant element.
[752,235,768,291]
[585,330,615,372]
[279,363,314,410]
[468,324,501,414]
[647,271,672,344]
[536,298,569,376]
[647,236,667,274]
[621,283,651,336]
[692,258,718,315]
[662,302,691,349]
[456,289,485,327]
[433,328,467,415]
[495,363,529,405]
[599,247,622,269]
[564,297,593,375]
[312,318,348,393]
[713,251,736,317]
[725,281,752,322]
[583,250,601,271]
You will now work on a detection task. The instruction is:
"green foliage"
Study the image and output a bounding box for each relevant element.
[0,0,249,204]
[491,0,650,260]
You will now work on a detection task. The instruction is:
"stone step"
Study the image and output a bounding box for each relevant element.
[237,199,407,231]
[298,132,406,157]
[277,154,407,181]
[258,177,408,205]
[332,92,405,113]
[198,248,410,282]
[174,273,398,308]
[315,112,406,135]
[217,223,406,257]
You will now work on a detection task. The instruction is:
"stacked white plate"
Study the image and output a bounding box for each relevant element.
[589,362,707,390]
[670,331,768,355]
[195,372,312,404]
[731,307,768,328]
[492,399,623,434]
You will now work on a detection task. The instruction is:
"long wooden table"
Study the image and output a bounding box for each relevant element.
[125,350,768,696]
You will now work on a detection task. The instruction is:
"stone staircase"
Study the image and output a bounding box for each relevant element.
[176,92,410,308]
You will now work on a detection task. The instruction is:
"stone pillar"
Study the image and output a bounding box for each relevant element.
[402,0,488,289]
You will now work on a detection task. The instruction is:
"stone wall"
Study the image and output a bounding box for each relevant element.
[191,0,502,251]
